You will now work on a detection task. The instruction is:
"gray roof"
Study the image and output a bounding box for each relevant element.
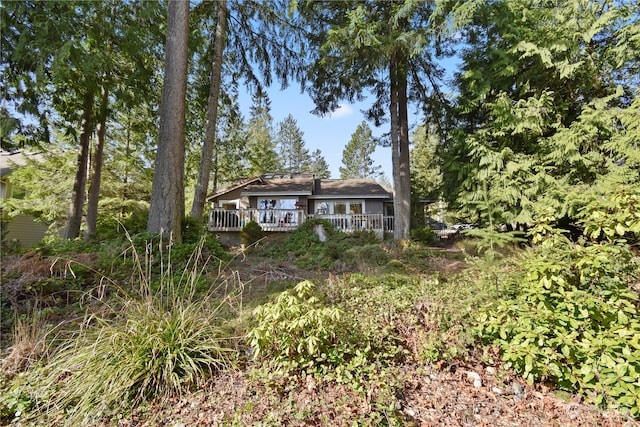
[242,174,314,195]
[207,173,392,201]
[206,176,262,201]
[312,178,392,199]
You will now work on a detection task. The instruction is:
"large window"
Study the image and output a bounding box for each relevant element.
[315,201,364,215]
[334,202,347,214]
[259,198,299,225]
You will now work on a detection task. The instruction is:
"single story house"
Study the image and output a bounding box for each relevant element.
[1,150,49,249]
[206,173,394,243]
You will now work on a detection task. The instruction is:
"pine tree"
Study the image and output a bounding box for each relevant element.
[410,124,442,201]
[276,114,311,173]
[246,89,280,175]
[309,149,331,179]
[339,121,382,180]
[297,1,446,239]
[147,0,190,242]
[443,0,640,228]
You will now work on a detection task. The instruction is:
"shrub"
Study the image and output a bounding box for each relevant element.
[248,280,344,375]
[264,220,385,270]
[241,221,265,247]
[476,213,640,416]
[247,279,403,393]
[95,207,149,241]
[345,244,389,267]
[411,227,437,244]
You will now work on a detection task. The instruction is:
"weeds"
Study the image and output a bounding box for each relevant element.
[17,233,240,425]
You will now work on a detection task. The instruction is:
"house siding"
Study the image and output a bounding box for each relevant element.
[366,200,383,214]
[4,214,49,248]
[213,187,249,209]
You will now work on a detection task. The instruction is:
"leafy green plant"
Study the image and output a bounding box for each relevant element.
[0,375,34,424]
[411,226,437,244]
[263,219,383,270]
[476,209,640,416]
[247,279,404,395]
[247,280,344,375]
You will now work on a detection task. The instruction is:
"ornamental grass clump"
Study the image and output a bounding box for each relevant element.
[27,233,239,426]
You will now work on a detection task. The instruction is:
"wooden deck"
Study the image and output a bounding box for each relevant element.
[208,208,391,236]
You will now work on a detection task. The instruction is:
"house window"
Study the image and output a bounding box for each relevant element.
[316,202,329,215]
[259,199,277,210]
[220,200,238,210]
[350,202,362,214]
[315,201,365,215]
[259,199,277,223]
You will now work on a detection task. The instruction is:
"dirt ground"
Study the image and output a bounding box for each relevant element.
[119,362,638,426]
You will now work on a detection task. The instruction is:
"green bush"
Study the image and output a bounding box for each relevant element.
[263,220,384,270]
[247,279,403,392]
[476,211,640,416]
[241,220,265,247]
[411,227,437,244]
[95,207,149,241]
[248,280,344,374]
[345,244,389,267]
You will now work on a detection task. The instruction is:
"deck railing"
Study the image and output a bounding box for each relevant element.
[208,209,391,235]
[208,208,304,232]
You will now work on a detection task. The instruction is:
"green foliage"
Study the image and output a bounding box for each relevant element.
[339,121,382,180]
[476,207,640,416]
[247,278,405,397]
[581,188,640,244]
[94,206,149,240]
[248,280,344,375]
[23,238,238,425]
[262,219,334,269]
[410,124,443,202]
[345,244,389,267]
[411,227,437,245]
[0,375,34,424]
[444,0,640,229]
[241,220,265,247]
[276,114,312,173]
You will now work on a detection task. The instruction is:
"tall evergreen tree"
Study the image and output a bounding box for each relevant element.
[309,149,331,179]
[2,1,164,239]
[147,0,190,242]
[340,121,382,180]
[297,1,447,239]
[410,124,442,202]
[246,88,280,175]
[190,0,228,220]
[188,0,308,219]
[211,89,248,190]
[276,114,311,173]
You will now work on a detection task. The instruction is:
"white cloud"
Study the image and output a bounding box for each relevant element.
[327,104,353,119]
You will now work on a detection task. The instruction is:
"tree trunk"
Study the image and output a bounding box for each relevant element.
[84,85,109,242]
[389,50,412,241]
[190,0,228,220]
[390,53,401,240]
[397,53,412,241]
[147,0,190,243]
[64,90,94,240]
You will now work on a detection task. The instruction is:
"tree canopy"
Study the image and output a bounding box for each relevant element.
[1,0,638,243]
